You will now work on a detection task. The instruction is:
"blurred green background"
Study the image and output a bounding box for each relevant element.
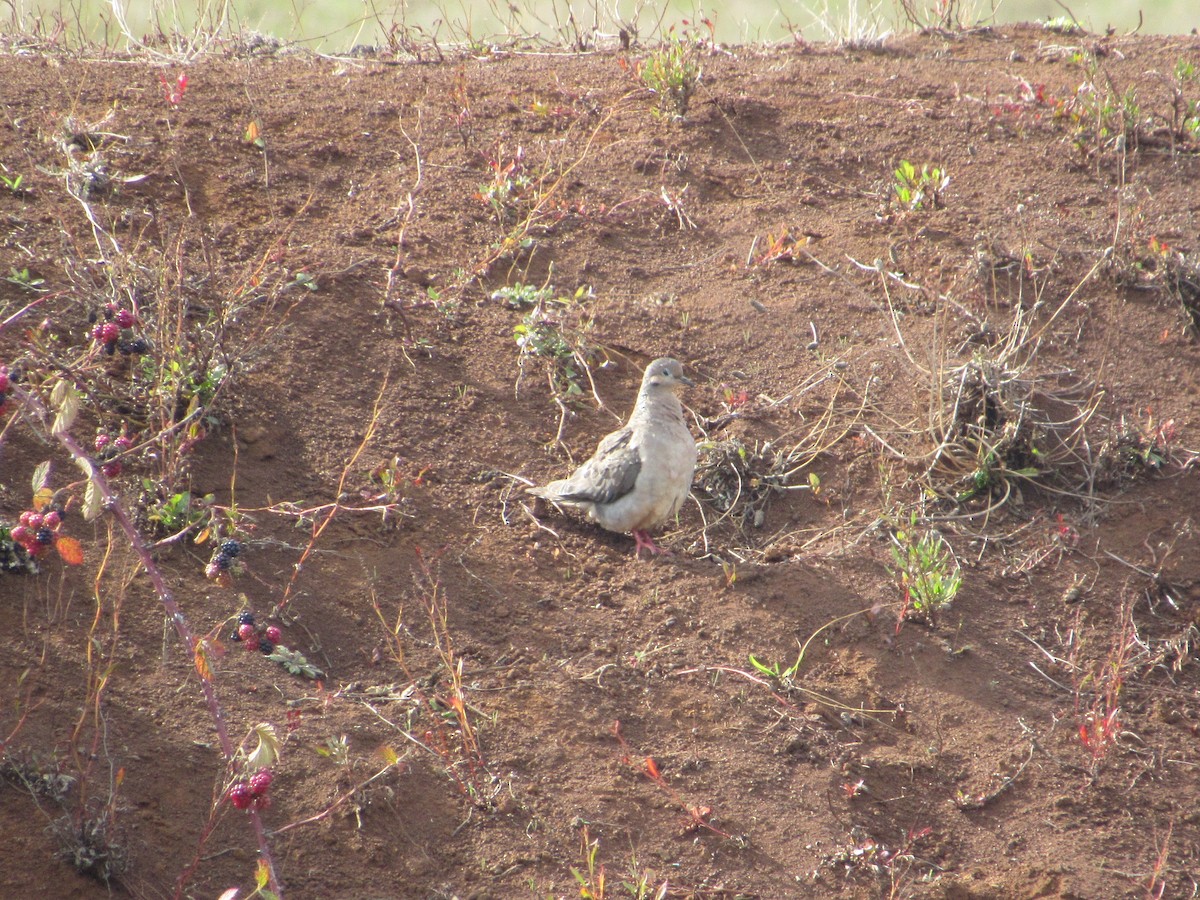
[9,0,1198,49]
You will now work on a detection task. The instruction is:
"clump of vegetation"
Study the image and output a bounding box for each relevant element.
[1163,248,1200,330]
[897,0,978,31]
[1040,15,1083,35]
[1061,79,1142,156]
[637,28,702,118]
[916,297,1113,509]
[54,812,129,884]
[1108,410,1179,474]
[476,145,536,226]
[1162,58,1200,145]
[747,226,816,267]
[1048,54,1200,159]
[824,825,936,893]
[5,266,45,292]
[694,438,820,532]
[933,354,1050,504]
[892,159,949,211]
[888,512,962,626]
[510,284,602,415]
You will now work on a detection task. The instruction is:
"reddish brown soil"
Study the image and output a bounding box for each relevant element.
[3,25,1200,900]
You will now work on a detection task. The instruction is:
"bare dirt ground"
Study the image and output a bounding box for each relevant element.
[2,22,1200,900]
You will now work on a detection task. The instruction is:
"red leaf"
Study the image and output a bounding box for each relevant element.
[194,641,214,682]
[54,535,84,565]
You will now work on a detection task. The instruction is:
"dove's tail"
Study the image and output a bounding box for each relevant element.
[527,481,594,509]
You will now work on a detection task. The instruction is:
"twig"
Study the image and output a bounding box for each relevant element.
[0,294,51,332]
[1028,661,1074,693]
[275,373,390,613]
[954,742,1035,809]
[269,758,402,836]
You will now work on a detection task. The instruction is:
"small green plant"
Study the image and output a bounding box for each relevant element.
[1117,410,1176,470]
[266,645,324,679]
[1040,15,1082,34]
[0,171,26,193]
[286,270,318,292]
[1057,55,1143,156]
[888,513,962,626]
[1167,58,1200,144]
[5,267,46,292]
[316,735,352,766]
[956,449,1040,502]
[141,352,228,417]
[637,29,701,118]
[142,487,209,535]
[512,285,599,410]
[476,146,535,225]
[570,826,606,899]
[892,160,949,211]
[367,456,409,504]
[491,282,551,309]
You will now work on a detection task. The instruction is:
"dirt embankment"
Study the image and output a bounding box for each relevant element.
[2,24,1200,900]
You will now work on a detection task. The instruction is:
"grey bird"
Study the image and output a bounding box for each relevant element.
[529,357,697,556]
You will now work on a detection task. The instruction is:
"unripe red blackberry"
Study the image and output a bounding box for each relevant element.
[228,783,253,810]
[94,322,119,344]
[248,768,273,795]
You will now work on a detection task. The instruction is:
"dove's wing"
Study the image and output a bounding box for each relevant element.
[547,427,642,506]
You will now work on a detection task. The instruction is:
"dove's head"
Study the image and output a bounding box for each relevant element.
[641,357,694,393]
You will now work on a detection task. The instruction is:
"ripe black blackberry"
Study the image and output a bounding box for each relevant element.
[117,338,149,355]
[258,639,275,655]
[238,611,256,626]
[35,527,54,545]
[220,540,243,558]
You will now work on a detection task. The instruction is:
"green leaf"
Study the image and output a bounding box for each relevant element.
[247,723,280,771]
[749,654,778,677]
[267,645,324,679]
[51,383,80,434]
[82,478,103,522]
[31,460,51,495]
